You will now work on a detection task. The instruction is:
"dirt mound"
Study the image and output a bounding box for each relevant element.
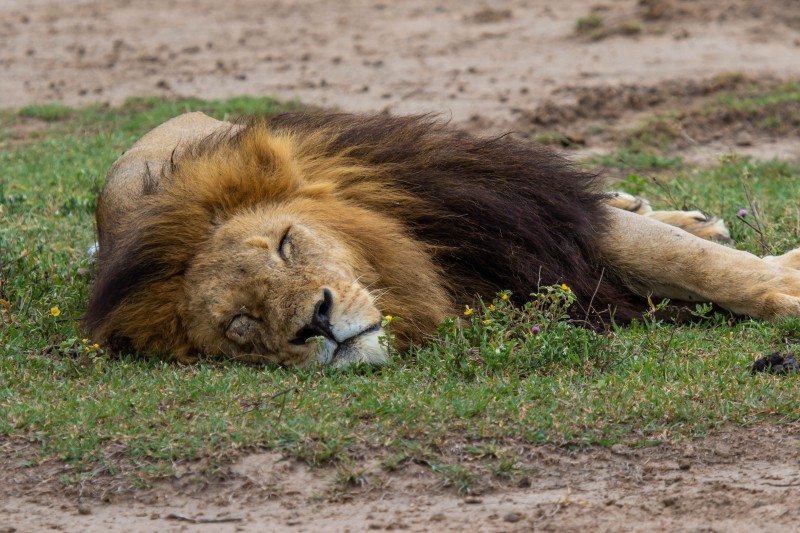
[511,75,800,163]
[518,74,754,127]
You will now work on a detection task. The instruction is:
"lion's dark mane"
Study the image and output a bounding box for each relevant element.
[263,113,644,324]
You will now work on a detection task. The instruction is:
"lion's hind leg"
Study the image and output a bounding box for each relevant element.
[606,191,653,214]
[607,191,732,244]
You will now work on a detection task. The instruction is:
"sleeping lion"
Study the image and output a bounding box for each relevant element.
[84,112,800,367]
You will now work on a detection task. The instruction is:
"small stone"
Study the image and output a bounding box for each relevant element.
[503,512,522,523]
[735,132,753,147]
[611,444,632,456]
[563,132,586,145]
[77,505,91,515]
[714,444,731,458]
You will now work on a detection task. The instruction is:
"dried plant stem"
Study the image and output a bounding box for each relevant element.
[736,167,771,256]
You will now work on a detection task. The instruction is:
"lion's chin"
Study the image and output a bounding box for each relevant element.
[313,326,388,368]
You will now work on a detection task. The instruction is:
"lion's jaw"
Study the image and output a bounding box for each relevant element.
[181,208,387,367]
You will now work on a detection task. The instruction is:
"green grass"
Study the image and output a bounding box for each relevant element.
[575,15,604,34]
[1,97,800,492]
[711,81,800,112]
[18,103,73,122]
[574,14,643,41]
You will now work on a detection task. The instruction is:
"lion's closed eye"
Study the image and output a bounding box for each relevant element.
[225,314,260,344]
[278,226,292,261]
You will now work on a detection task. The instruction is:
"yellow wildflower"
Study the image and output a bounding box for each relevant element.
[488,304,496,311]
[50,307,61,317]
[82,338,89,343]
[381,314,399,328]
[483,319,491,325]
[561,283,571,292]
[501,294,509,301]
[464,307,473,316]
[93,343,100,349]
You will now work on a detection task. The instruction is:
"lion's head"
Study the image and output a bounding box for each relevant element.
[180,206,388,367]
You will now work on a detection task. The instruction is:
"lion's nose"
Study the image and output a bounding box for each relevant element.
[314,288,333,327]
[290,288,336,345]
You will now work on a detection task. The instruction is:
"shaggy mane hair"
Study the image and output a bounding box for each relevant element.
[85,113,645,356]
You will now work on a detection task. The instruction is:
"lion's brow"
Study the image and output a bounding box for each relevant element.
[244,236,271,249]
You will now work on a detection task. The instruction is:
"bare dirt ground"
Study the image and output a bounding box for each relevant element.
[3,425,800,533]
[2,0,800,531]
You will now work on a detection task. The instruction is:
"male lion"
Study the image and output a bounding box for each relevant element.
[85,112,800,367]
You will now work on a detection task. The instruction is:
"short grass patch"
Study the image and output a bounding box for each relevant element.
[2,97,799,492]
[607,79,800,158]
[18,103,73,122]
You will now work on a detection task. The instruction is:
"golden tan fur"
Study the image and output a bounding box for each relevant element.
[86,112,800,367]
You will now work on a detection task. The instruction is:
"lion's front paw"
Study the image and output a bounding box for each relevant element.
[762,291,800,320]
[754,263,800,319]
[764,248,800,270]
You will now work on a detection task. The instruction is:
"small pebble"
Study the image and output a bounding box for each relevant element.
[611,444,632,456]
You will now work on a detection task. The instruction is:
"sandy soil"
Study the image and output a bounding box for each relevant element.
[3,425,800,533]
[2,0,800,531]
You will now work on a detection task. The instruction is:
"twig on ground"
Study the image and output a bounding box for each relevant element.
[166,513,243,523]
[242,387,296,423]
[583,267,605,325]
